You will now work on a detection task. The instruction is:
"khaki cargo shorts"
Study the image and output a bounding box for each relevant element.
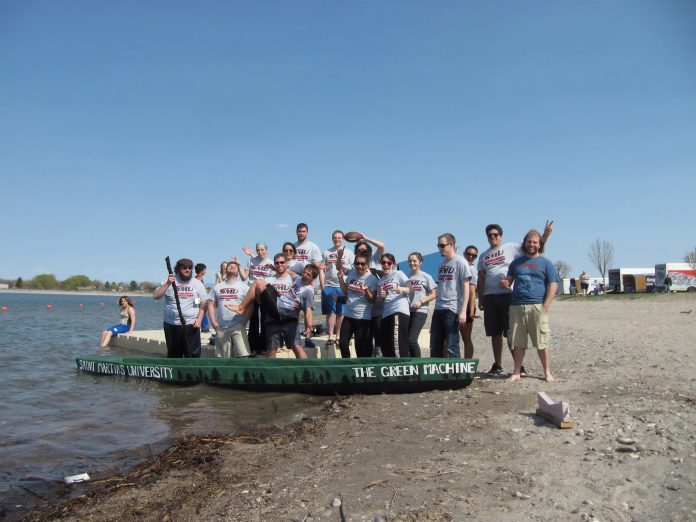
[508,304,550,350]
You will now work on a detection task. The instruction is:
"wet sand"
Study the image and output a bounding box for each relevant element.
[24,293,696,521]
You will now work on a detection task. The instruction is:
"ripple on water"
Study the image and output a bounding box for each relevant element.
[0,293,324,519]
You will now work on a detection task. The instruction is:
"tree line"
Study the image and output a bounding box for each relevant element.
[0,274,158,292]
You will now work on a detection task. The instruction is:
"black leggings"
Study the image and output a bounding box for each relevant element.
[407,311,427,357]
[339,318,373,358]
[247,302,266,352]
[380,312,410,358]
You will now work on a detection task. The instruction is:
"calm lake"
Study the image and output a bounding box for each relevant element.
[0,292,323,520]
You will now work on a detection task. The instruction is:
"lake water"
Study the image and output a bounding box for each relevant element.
[0,292,323,520]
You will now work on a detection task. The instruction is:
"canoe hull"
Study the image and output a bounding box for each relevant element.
[75,356,478,395]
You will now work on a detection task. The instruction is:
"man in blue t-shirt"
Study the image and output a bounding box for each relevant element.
[500,229,558,383]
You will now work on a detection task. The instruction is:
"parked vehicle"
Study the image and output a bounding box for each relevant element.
[655,263,696,292]
[607,268,654,293]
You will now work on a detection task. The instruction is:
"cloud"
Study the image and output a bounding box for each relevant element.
[276,223,289,229]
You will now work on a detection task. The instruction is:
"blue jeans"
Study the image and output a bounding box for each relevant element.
[429,309,461,358]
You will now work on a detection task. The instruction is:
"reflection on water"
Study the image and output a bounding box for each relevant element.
[0,292,324,520]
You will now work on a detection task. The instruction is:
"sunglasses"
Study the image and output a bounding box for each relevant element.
[380,260,393,266]
[465,252,478,258]
[487,233,500,238]
[437,243,449,249]
[274,260,286,265]
[354,262,367,266]
[283,248,295,252]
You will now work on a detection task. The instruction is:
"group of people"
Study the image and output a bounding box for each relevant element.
[143,220,559,382]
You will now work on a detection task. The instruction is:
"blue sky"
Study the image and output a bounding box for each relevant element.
[1,1,694,284]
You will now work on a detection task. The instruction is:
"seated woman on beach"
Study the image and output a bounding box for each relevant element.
[99,296,135,348]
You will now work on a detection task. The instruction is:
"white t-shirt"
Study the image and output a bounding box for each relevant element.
[408,271,437,314]
[293,240,322,268]
[343,270,379,320]
[247,256,273,284]
[276,276,314,319]
[378,270,410,317]
[162,276,209,325]
[322,246,355,288]
[434,255,472,314]
[209,279,248,329]
[477,243,523,295]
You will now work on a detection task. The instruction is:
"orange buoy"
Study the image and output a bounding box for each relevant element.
[1,306,8,311]
[46,304,53,309]
[79,303,84,308]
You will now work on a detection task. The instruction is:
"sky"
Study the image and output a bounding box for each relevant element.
[1,1,694,284]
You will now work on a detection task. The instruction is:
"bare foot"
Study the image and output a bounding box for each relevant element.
[544,373,556,383]
[509,373,521,383]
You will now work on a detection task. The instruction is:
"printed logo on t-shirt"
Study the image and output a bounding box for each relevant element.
[348,278,367,294]
[410,277,425,292]
[294,249,310,262]
[218,288,240,301]
[482,249,506,268]
[250,264,272,278]
[438,265,455,282]
[379,280,398,293]
[175,284,194,298]
[270,281,291,295]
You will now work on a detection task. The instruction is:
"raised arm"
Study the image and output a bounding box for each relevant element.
[359,233,385,258]
[541,219,554,245]
[153,274,175,300]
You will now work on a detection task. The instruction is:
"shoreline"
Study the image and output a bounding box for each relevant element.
[17,295,696,521]
[0,289,152,298]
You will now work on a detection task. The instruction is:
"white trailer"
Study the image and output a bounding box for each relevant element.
[655,263,696,292]
[607,268,654,293]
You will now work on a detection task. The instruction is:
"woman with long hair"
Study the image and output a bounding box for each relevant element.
[99,296,135,348]
[241,242,273,354]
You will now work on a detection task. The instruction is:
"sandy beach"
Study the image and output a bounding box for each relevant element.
[25,293,696,521]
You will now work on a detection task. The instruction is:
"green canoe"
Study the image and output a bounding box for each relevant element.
[75,356,478,395]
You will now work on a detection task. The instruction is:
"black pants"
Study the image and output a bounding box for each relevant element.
[248,302,266,352]
[339,318,373,358]
[163,322,202,358]
[371,315,382,356]
[380,312,410,358]
[408,311,427,357]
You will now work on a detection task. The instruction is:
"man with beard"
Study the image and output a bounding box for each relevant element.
[208,259,251,358]
[500,229,559,383]
[154,258,209,358]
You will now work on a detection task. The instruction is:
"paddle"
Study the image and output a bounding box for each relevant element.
[165,256,190,357]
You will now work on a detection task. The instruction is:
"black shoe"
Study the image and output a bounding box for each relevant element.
[305,338,316,348]
[520,365,527,377]
[487,363,504,376]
